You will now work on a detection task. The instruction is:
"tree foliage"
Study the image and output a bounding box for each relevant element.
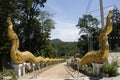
[51,39,77,58]
[0,0,19,71]
[76,14,100,55]
[109,7,120,51]
[76,14,99,34]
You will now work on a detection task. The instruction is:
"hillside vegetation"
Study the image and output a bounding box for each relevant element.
[51,39,77,58]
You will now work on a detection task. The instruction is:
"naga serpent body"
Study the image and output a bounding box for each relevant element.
[7,17,45,64]
[78,11,113,66]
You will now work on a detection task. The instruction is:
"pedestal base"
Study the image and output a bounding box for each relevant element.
[92,63,103,76]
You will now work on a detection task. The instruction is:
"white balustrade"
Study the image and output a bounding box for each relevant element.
[22,62,26,75]
[14,64,23,77]
[32,63,35,71]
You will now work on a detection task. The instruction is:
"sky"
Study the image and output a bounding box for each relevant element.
[42,0,120,42]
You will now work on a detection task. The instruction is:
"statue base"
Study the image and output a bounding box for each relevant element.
[92,63,103,76]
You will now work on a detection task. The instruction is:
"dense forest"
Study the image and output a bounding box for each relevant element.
[51,39,78,58]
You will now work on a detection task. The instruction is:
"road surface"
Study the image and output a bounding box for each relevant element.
[36,62,74,79]
[19,62,84,80]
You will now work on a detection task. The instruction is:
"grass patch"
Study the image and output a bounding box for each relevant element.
[0,68,18,80]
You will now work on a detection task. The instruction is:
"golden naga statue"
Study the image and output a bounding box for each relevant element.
[78,11,113,66]
[7,17,45,64]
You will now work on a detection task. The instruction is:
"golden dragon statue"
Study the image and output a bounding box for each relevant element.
[78,11,113,66]
[7,17,48,64]
[7,17,64,64]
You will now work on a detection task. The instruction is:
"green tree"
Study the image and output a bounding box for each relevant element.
[109,7,120,51]
[14,0,47,52]
[51,39,77,58]
[12,0,55,58]
[76,14,100,55]
[76,14,99,34]
[0,0,18,72]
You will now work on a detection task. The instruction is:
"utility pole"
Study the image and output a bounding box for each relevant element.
[99,0,104,28]
[87,0,104,51]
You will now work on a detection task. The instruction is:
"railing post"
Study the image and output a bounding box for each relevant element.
[22,62,26,75]
[32,63,35,71]
[14,64,23,77]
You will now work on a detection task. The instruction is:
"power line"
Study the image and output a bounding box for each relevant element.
[94,12,108,19]
[86,0,92,14]
[89,5,114,14]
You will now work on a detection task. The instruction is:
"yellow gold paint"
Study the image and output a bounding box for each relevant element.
[78,11,113,66]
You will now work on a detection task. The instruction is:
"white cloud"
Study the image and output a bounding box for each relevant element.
[44,0,63,16]
[44,0,81,42]
[50,17,79,42]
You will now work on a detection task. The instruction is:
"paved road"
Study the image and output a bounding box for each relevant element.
[36,62,74,79]
[18,62,84,80]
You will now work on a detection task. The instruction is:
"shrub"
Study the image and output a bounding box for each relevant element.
[100,61,119,77]
[79,65,92,76]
